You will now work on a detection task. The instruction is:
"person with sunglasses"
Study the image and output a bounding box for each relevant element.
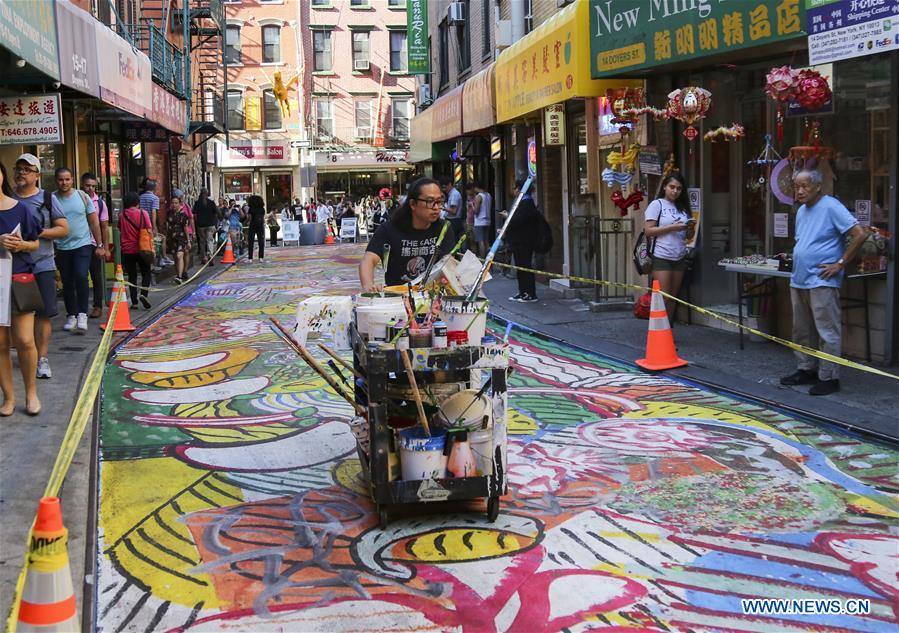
[359,177,455,291]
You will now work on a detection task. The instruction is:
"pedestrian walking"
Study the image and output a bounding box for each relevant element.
[228,204,245,257]
[166,194,191,284]
[359,177,454,290]
[500,178,541,303]
[54,167,105,334]
[119,192,153,309]
[780,169,868,396]
[245,194,266,262]
[12,154,68,380]
[193,189,219,265]
[173,189,196,272]
[139,179,164,269]
[0,162,43,415]
[440,177,465,243]
[267,207,280,247]
[81,173,109,319]
[643,172,695,322]
[471,182,492,259]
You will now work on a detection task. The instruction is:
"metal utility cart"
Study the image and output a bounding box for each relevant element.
[352,327,509,528]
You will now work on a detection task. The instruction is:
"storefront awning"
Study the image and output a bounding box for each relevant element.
[409,106,434,163]
[462,63,496,134]
[495,0,641,123]
[430,85,464,142]
[57,0,99,97]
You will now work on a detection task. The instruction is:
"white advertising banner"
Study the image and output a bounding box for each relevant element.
[282,220,300,243]
[0,93,63,145]
[95,23,152,117]
[217,140,298,167]
[316,150,410,168]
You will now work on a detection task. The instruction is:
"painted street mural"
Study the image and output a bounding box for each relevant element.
[96,245,899,632]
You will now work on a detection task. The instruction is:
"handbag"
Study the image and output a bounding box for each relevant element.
[633,291,652,320]
[11,273,45,313]
[123,209,155,264]
[633,230,655,276]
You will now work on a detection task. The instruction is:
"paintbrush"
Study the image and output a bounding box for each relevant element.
[400,349,431,437]
[380,244,390,297]
[328,359,350,386]
[270,318,365,415]
[448,232,467,255]
[318,343,363,379]
[418,220,449,289]
[451,377,493,427]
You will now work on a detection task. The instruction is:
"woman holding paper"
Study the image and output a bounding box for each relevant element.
[0,163,42,416]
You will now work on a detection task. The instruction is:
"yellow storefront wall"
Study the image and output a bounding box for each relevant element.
[495,0,641,123]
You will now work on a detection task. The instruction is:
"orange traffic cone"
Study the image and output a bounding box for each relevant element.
[100,269,136,332]
[222,234,235,264]
[325,223,335,245]
[635,280,688,371]
[17,497,79,632]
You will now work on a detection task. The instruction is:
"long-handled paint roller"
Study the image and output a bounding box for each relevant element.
[466,176,534,301]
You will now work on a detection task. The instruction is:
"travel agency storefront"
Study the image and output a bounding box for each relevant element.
[494,0,641,280]
[590,0,897,363]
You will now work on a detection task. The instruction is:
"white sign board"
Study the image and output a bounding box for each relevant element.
[774,213,789,238]
[686,188,702,249]
[808,0,899,66]
[339,217,357,241]
[543,104,565,146]
[0,93,62,145]
[282,220,300,244]
[855,200,871,226]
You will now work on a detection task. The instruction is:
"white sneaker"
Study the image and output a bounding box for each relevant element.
[63,315,77,331]
[76,313,88,334]
[36,357,51,379]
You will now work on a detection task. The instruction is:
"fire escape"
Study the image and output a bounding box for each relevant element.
[186,0,227,148]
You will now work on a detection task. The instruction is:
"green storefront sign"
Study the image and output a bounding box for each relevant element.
[590,0,806,78]
[0,0,60,79]
[407,0,430,75]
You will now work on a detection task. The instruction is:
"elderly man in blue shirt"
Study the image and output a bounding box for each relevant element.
[780,169,868,396]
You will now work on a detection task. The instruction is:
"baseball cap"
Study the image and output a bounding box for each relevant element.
[16,153,41,170]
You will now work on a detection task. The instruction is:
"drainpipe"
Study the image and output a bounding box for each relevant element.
[293,3,309,202]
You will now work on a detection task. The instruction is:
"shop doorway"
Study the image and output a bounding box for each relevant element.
[265,173,293,210]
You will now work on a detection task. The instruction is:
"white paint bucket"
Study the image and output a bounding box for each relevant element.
[469,428,492,476]
[435,389,491,430]
[399,427,448,480]
[439,297,489,344]
[355,299,406,339]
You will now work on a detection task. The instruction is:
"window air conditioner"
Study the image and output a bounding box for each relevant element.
[419,84,432,107]
[448,2,466,25]
[354,59,370,71]
[355,127,372,139]
[496,20,512,48]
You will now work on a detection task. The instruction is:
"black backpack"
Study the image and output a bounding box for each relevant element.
[534,212,553,254]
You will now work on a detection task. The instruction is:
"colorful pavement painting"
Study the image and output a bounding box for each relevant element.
[95,245,899,632]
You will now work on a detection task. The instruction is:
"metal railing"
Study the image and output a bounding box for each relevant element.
[570,216,634,304]
[193,86,226,128]
[148,25,186,97]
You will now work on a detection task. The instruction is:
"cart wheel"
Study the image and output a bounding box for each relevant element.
[378,506,389,529]
[486,496,500,522]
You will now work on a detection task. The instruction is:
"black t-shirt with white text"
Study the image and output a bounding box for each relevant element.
[366,219,454,286]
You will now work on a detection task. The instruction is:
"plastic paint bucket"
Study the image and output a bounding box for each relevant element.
[435,389,491,430]
[399,427,448,480]
[439,297,489,344]
[356,302,406,339]
[469,429,492,476]
[408,327,432,349]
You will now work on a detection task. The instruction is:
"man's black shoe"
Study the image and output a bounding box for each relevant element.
[809,379,840,396]
[780,369,818,386]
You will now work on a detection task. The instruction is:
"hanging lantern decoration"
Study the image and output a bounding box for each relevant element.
[606,87,645,132]
[667,86,712,149]
[765,65,799,141]
[795,68,832,112]
[704,123,745,143]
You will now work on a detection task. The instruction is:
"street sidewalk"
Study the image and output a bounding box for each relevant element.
[482,274,899,440]
[0,261,221,625]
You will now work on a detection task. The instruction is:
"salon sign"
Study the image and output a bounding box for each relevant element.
[0,93,63,145]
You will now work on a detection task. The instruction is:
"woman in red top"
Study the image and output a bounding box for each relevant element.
[118,191,153,309]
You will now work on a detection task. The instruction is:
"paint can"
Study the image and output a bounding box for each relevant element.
[356,301,406,340]
[433,389,491,430]
[469,429,493,476]
[399,427,448,480]
[408,327,432,349]
[432,321,448,348]
[439,296,489,343]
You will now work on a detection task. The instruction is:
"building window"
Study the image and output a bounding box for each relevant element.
[390,31,407,73]
[315,99,334,138]
[457,0,470,70]
[524,0,533,34]
[482,0,491,56]
[388,0,405,6]
[311,0,329,5]
[313,30,332,71]
[438,20,449,86]
[262,25,280,63]
[263,90,282,129]
[350,0,368,6]
[391,98,410,140]
[355,100,372,138]
[352,31,370,70]
[225,25,241,65]
[226,90,244,130]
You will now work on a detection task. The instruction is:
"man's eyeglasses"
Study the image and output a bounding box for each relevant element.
[14,166,39,174]
[413,197,445,209]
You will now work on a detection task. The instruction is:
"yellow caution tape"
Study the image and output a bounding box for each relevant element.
[5,298,122,632]
[28,531,69,574]
[121,237,227,293]
[489,259,899,381]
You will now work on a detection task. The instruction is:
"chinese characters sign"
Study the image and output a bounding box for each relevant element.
[150,84,186,135]
[807,0,899,65]
[0,0,60,80]
[590,0,807,77]
[543,104,566,146]
[0,94,62,145]
[407,0,430,74]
